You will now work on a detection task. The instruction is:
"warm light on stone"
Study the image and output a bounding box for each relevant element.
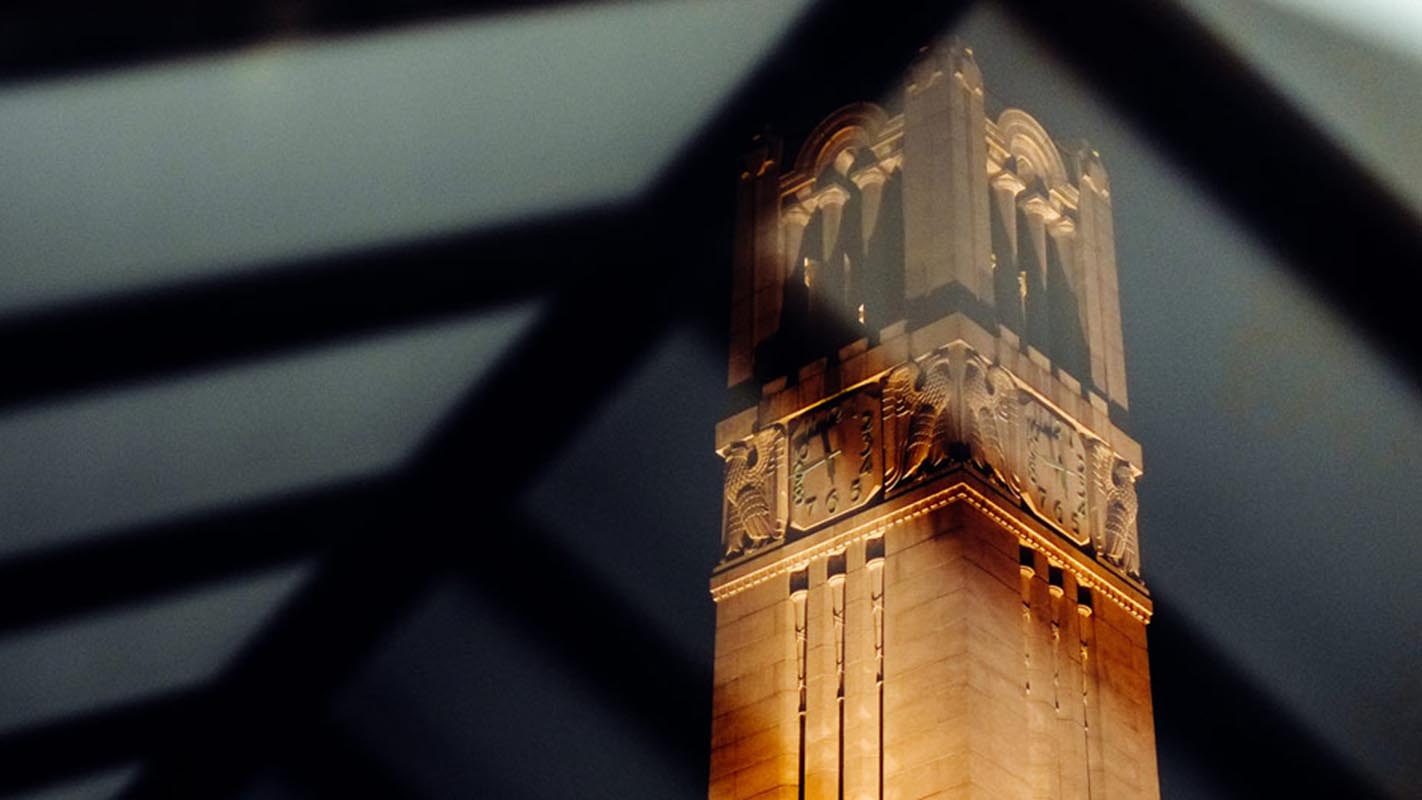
[713,37,1157,800]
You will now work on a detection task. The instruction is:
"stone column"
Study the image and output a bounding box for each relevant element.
[991,172,1026,330]
[1074,149,1128,409]
[842,538,884,800]
[781,201,815,289]
[805,559,838,799]
[1018,193,1057,358]
[1048,214,1084,383]
[815,184,852,262]
[851,163,890,248]
[816,184,853,320]
[733,137,783,388]
[902,41,992,306]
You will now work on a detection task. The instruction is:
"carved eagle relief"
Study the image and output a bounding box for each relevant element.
[1089,439,1140,576]
[882,355,957,492]
[721,426,788,560]
[1102,459,1140,575]
[963,359,1020,490]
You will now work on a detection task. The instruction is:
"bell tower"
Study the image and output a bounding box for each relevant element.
[711,41,1158,800]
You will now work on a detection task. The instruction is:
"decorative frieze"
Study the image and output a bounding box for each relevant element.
[719,345,1142,579]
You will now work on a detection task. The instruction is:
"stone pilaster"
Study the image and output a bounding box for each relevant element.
[902,42,992,305]
[1074,150,1128,409]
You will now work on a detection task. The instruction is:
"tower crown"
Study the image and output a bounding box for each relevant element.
[720,40,1143,586]
[710,42,1159,800]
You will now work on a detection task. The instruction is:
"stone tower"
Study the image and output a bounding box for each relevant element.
[710,41,1158,800]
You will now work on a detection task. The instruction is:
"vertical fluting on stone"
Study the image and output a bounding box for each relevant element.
[865,537,886,800]
[1019,547,1053,798]
[827,552,847,800]
[1017,548,1036,695]
[1074,149,1128,409]
[791,568,810,800]
[843,543,877,800]
[806,558,839,800]
[732,136,785,388]
[1046,564,1078,796]
[1056,572,1092,799]
[1078,589,1106,799]
[902,42,991,305]
[1024,551,1062,798]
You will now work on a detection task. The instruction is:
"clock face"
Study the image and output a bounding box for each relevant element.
[1022,399,1090,544]
[788,387,881,532]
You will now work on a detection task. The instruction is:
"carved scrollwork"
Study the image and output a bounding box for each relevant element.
[721,426,788,560]
[882,354,957,493]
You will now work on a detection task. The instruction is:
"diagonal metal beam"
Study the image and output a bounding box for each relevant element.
[0,0,594,85]
[266,714,424,800]
[118,224,693,797]
[0,688,209,796]
[0,475,402,637]
[0,686,423,799]
[118,0,977,795]
[10,0,1415,412]
[0,207,620,413]
[1007,0,1422,387]
[450,513,711,766]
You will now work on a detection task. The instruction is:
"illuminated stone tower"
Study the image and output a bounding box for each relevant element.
[711,42,1158,800]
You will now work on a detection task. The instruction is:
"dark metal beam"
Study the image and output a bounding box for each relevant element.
[0,476,401,636]
[119,1,977,795]
[0,0,597,86]
[0,688,209,796]
[452,514,711,765]
[0,686,424,799]
[1007,0,1422,388]
[266,714,424,800]
[0,207,621,413]
[118,222,689,797]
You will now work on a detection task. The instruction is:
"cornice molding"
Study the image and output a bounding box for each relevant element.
[710,475,1151,623]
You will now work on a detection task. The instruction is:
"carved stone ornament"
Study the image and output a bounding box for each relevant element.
[721,426,789,561]
[963,358,1019,489]
[882,352,958,494]
[721,347,1142,576]
[788,385,882,532]
[895,347,1142,576]
[1090,441,1141,577]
